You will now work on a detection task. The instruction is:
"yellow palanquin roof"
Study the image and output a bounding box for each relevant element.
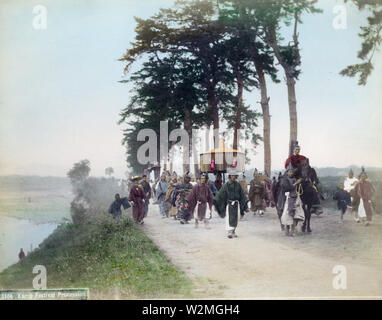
[201,140,244,155]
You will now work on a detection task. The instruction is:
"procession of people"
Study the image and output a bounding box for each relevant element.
[108,144,377,238]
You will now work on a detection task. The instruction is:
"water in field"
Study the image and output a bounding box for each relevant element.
[0,216,58,272]
[0,176,72,272]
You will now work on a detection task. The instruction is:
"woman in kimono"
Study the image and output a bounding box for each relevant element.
[214,169,248,238]
[186,173,214,229]
[128,176,146,225]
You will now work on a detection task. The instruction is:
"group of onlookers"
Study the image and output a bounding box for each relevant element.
[334,168,375,225]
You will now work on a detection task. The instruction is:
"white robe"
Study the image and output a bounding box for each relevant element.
[344,177,358,193]
[194,201,212,220]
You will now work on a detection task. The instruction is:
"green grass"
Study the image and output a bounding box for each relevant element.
[0,217,192,299]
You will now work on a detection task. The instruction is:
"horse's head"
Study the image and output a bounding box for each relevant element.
[300,158,311,181]
[300,158,319,190]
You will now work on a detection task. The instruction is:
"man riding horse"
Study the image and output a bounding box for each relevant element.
[284,143,307,178]
[274,141,323,234]
[284,142,323,215]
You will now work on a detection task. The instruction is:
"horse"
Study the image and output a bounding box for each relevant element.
[274,160,321,234]
[299,159,322,233]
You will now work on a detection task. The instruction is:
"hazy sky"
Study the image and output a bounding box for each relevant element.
[0,0,381,178]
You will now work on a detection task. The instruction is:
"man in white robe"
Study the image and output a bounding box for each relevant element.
[344,169,360,222]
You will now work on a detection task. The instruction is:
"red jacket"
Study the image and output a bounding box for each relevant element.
[285,155,307,169]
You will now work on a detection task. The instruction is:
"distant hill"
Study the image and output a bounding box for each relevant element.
[242,166,382,179]
[0,175,71,191]
[313,166,382,177]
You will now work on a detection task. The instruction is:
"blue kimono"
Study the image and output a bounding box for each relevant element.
[156,180,168,216]
[333,189,351,214]
[108,197,130,217]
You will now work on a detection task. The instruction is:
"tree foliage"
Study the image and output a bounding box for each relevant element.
[340,0,382,85]
[119,0,264,173]
[67,159,91,190]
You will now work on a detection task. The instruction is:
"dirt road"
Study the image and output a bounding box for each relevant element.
[141,205,382,299]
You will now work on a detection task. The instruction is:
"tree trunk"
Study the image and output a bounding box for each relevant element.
[168,142,174,174]
[267,43,299,158]
[207,86,219,148]
[205,124,210,151]
[254,62,272,177]
[183,109,192,175]
[267,19,300,158]
[233,69,244,151]
[286,74,298,156]
[169,156,173,174]
[193,134,200,179]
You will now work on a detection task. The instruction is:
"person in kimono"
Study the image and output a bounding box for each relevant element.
[141,175,152,217]
[206,174,218,196]
[174,173,194,224]
[128,176,146,224]
[165,176,179,219]
[262,173,275,208]
[271,176,278,204]
[156,174,168,218]
[333,183,351,223]
[280,169,303,236]
[273,173,283,207]
[356,171,375,226]
[18,248,25,261]
[190,177,197,187]
[213,169,248,238]
[214,173,223,191]
[108,193,131,218]
[186,173,214,229]
[152,176,161,204]
[249,170,266,215]
[240,174,249,196]
[344,169,360,222]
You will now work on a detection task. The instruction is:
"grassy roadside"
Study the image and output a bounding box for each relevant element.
[0,217,193,299]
